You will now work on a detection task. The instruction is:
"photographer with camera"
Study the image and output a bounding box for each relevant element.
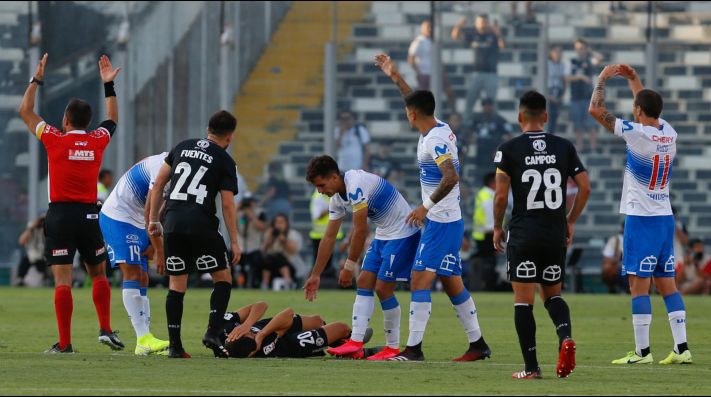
[236,194,267,288]
[260,214,304,290]
[16,213,48,287]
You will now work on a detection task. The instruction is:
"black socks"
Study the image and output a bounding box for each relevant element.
[166,290,185,349]
[208,281,232,333]
[514,304,538,373]
[544,296,572,349]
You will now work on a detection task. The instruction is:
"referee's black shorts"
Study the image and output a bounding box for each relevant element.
[44,202,107,266]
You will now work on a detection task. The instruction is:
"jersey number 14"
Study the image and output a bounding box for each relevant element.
[170,162,208,204]
[522,168,563,210]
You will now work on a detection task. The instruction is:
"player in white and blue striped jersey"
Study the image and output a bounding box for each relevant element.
[589,64,691,365]
[304,155,420,360]
[99,153,170,355]
[376,53,490,362]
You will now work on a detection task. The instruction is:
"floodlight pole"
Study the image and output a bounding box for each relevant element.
[645,1,658,90]
[323,1,337,156]
[430,1,443,118]
[27,2,40,223]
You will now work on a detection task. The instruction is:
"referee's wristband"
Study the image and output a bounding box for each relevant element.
[104,81,116,98]
[344,259,357,272]
[423,198,435,210]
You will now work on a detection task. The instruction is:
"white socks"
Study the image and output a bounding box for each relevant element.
[453,297,482,343]
[351,290,374,342]
[122,288,149,338]
[632,314,652,356]
[668,310,687,353]
[407,301,431,347]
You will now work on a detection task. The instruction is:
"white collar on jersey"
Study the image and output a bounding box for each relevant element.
[65,130,87,135]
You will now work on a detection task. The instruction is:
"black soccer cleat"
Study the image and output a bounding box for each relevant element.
[203,330,229,358]
[45,342,75,354]
[452,345,492,362]
[167,346,191,359]
[388,346,425,362]
[98,329,125,351]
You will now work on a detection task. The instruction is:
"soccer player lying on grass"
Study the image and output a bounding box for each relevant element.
[220,301,373,359]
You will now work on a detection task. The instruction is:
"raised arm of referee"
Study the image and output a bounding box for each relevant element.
[18,54,124,354]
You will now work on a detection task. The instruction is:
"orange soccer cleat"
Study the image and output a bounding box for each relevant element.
[556,338,577,378]
[327,339,363,357]
[366,346,401,361]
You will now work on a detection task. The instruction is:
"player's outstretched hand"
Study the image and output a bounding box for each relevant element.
[493,226,506,253]
[406,205,427,228]
[566,222,575,247]
[374,54,397,78]
[338,269,353,288]
[618,64,638,80]
[249,333,265,357]
[98,55,121,83]
[599,64,622,81]
[304,275,320,302]
[34,53,48,81]
[226,324,251,343]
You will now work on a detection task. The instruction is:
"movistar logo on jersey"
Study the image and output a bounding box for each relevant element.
[348,188,365,202]
[434,144,448,157]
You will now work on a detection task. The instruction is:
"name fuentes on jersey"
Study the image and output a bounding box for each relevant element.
[525,155,557,165]
[180,149,213,163]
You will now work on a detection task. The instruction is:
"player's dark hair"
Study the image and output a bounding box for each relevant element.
[519,90,547,120]
[208,110,238,137]
[225,337,257,358]
[483,172,496,186]
[271,213,290,235]
[404,90,435,117]
[634,89,663,119]
[99,169,112,180]
[64,98,92,129]
[688,238,703,249]
[305,155,340,183]
[575,38,588,47]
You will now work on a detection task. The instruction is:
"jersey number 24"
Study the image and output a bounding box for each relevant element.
[170,162,208,204]
[522,168,563,210]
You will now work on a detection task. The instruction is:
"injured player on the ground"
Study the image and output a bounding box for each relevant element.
[217,301,374,359]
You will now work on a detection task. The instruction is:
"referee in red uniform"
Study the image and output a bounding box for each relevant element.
[18,54,124,353]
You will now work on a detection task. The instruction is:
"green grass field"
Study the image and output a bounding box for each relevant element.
[0,287,709,396]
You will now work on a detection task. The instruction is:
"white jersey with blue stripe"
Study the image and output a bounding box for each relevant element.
[614,118,676,216]
[101,152,169,228]
[329,170,419,240]
[418,120,461,223]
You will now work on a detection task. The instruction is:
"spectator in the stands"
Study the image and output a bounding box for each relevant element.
[261,163,292,220]
[565,38,603,152]
[602,221,627,294]
[237,194,267,288]
[15,213,47,287]
[471,98,514,171]
[676,238,710,295]
[408,20,457,110]
[547,46,566,134]
[260,214,305,291]
[97,169,113,204]
[370,141,404,190]
[408,20,433,91]
[335,110,370,172]
[510,1,537,25]
[452,14,505,127]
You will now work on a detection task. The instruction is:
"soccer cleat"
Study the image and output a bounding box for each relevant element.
[167,346,191,359]
[388,347,425,362]
[611,351,653,364]
[512,368,542,379]
[452,345,492,362]
[98,329,125,351]
[135,333,170,356]
[366,346,401,361]
[659,350,692,365]
[327,339,363,357]
[202,330,229,358]
[556,338,576,378]
[44,343,75,354]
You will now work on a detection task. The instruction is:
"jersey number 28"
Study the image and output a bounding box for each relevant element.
[170,162,208,204]
[522,168,563,210]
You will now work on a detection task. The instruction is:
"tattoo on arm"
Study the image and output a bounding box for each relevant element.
[430,159,458,204]
[590,79,616,132]
[394,74,413,97]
